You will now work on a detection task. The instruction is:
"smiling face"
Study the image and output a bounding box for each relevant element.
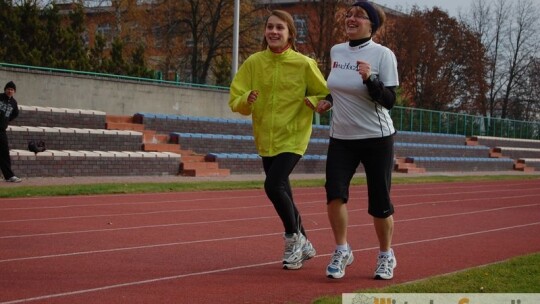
[344,6,372,40]
[264,15,290,52]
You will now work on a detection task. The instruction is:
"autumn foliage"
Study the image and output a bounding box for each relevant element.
[378,8,487,113]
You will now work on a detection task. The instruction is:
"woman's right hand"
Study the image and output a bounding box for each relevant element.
[248,90,259,104]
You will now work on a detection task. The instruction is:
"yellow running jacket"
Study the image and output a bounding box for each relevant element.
[229,48,329,157]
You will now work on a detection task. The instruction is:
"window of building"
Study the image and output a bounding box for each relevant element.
[96,23,112,48]
[293,15,308,44]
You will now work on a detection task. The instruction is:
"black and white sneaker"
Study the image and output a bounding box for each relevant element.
[284,238,316,270]
[282,233,306,269]
[374,249,397,280]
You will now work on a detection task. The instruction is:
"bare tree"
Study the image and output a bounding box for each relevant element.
[467,0,539,119]
[510,57,540,120]
[500,0,539,119]
[172,0,261,84]
[295,0,346,77]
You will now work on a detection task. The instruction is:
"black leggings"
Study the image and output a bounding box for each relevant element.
[262,152,306,236]
[0,130,15,180]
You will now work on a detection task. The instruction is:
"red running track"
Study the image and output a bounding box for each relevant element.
[1,179,539,303]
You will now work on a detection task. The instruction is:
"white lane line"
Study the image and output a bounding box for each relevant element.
[1,191,538,225]
[2,197,539,240]
[1,194,538,238]
[1,203,538,263]
[0,195,268,210]
[1,221,538,304]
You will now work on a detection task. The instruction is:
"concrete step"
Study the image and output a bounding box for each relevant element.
[180,161,219,171]
[143,131,169,143]
[106,121,145,131]
[181,154,206,162]
[106,115,145,131]
[514,166,535,172]
[513,160,535,172]
[514,161,526,169]
[143,143,182,153]
[489,147,503,158]
[106,115,135,123]
[394,162,417,169]
[180,167,230,177]
[395,167,426,173]
[466,137,479,146]
[394,157,426,173]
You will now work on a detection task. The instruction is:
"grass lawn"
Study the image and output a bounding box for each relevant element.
[313,252,540,303]
[1,174,539,198]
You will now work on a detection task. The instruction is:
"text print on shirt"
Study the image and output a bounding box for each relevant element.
[332,61,360,72]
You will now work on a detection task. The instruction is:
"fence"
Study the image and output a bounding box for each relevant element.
[389,107,540,140]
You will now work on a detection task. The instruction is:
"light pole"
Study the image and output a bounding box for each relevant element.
[232,0,240,79]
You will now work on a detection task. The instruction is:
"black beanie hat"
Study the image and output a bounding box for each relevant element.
[353,1,380,35]
[4,81,16,91]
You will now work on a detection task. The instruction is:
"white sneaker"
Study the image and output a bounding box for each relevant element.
[284,237,316,270]
[282,233,306,269]
[6,176,22,183]
[302,239,316,261]
[374,250,397,280]
[326,246,354,279]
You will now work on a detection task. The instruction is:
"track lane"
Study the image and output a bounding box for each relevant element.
[0,179,539,303]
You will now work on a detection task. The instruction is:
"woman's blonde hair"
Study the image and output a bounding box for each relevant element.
[261,10,298,51]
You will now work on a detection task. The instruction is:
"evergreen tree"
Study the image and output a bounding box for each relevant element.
[0,1,18,61]
[129,43,153,78]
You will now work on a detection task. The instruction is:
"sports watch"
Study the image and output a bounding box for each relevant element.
[364,73,377,84]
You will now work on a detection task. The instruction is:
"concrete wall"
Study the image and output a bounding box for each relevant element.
[0,66,249,120]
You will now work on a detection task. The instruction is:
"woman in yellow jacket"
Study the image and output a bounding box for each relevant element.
[229,10,329,270]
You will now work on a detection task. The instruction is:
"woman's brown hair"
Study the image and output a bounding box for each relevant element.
[261,10,298,51]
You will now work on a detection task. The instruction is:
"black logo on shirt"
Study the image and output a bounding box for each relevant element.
[332,61,359,71]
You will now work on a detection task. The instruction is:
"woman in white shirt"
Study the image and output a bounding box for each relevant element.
[311,0,399,280]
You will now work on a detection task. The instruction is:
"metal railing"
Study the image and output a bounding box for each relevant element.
[316,106,539,140]
[390,107,540,140]
[0,62,229,91]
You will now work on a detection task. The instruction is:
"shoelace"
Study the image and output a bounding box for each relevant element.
[330,251,347,267]
[375,256,392,273]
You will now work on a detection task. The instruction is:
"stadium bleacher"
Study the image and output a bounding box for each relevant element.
[6,106,539,178]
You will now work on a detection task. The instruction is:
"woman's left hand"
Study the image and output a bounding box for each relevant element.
[316,100,332,113]
[305,98,332,113]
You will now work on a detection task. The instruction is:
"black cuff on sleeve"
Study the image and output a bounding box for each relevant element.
[365,78,396,110]
[325,94,333,105]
